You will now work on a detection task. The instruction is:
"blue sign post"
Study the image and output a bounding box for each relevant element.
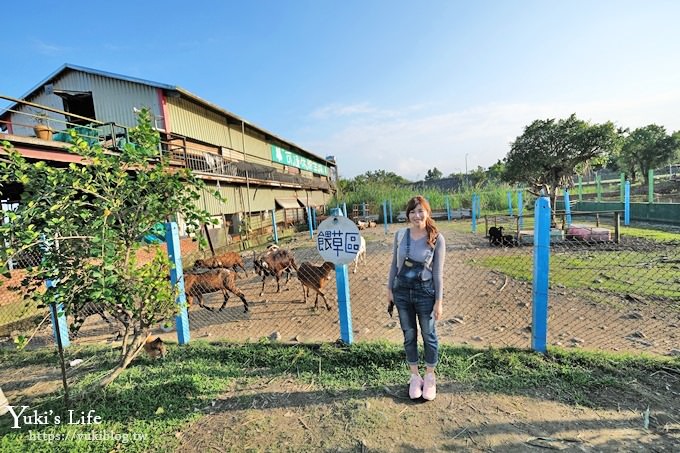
[316,216,361,344]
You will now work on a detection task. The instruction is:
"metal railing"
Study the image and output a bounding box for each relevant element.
[162,134,334,190]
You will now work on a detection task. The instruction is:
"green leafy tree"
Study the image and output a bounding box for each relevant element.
[618,125,680,184]
[353,169,410,186]
[0,108,213,386]
[504,114,621,223]
[424,167,443,181]
[486,160,505,182]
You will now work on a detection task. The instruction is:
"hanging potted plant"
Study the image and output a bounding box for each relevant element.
[33,112,53,141]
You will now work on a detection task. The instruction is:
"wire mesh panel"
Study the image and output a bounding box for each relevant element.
[178,223,537,349]
[548,230,679,355]
[0,249,53,348]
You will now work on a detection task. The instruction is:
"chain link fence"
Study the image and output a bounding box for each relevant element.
[174,218,679,356]
[2,217,678,358]
[0,249,53,349]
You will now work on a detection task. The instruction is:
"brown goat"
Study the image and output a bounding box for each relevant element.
[194,252,248,278]
[143,336,166,359]
[183,269,249,312]
[297,261,335,310]
[253,247,298,296]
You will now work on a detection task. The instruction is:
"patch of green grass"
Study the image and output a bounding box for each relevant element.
[1,341,677,452]
[478,248,680,301]
[621,226,680,242]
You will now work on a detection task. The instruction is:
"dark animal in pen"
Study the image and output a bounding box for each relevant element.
[194,252,248,278]
[297,261,335,310]
[488,226,503,246]
[183,268,249,312]
[253,247,298,296]
[488,226,518,247]
[501,234,518,247]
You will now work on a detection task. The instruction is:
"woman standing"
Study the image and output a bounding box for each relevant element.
[387,195,446,400]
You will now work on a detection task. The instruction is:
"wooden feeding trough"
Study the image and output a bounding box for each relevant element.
[518,228,565,245]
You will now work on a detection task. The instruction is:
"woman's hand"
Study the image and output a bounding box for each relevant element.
[433,300,443,321]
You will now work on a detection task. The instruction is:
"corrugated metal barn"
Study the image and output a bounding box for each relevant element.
[0,64,337,246]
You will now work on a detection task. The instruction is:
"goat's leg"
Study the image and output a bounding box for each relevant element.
[198,295,215,311]
[218,289,230,311]
[260,277,267,296]
[238,263,248,278]
[300,281,308,304]
[235,290,249,313]
[275,275,282,293]
[319,291,331,311]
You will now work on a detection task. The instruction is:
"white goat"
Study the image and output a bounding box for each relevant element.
[353,236,366,273]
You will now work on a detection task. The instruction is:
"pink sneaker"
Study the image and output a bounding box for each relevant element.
[422,373,436,401]
[408,374,424,400]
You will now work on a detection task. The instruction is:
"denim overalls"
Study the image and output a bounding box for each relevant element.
[392,229,438,367]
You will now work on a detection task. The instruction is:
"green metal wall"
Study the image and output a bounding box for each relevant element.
[563,201,680,224]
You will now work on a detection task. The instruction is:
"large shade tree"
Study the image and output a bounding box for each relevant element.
[504,114,621,223]
[0,108,214,387]
[618,124,680,184]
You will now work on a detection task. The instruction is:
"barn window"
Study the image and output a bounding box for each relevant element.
[54,90,96,125]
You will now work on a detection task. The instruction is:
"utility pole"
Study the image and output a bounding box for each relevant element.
[465,153,469,187]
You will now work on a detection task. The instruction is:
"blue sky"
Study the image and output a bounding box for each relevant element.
[2,0,679,181]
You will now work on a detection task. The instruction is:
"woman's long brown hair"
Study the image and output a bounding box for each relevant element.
[405,195,439,248]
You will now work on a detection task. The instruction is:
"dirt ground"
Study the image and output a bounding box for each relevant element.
[177,375,680,452]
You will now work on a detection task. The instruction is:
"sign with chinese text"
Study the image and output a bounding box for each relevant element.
[271,145,329,176]
[316,216,361,265]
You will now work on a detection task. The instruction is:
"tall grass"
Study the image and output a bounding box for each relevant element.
[332,182,537,217]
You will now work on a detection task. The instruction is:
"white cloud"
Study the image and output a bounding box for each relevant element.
[302,93,680,181]
[33,39,69,55]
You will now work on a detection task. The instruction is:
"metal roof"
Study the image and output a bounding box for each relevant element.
[2,63,334,166]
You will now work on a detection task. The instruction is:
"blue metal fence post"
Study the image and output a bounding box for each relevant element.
[312,208,318,229]
[518,191,524,230]
[388,199,393,224]
[383,200,388,235]
[624,180,631,225]
[40,234,70,349]
[361,202,366,217]
[342,202,347,217]
[335,264,353,344]
[48,298,70,349]
[507,191,513,216]
[563,189,571,226]
[271,208,279,244]
[46,279,70,349]
[446,196,451,221]
[306,207,314,238]
[165,222,190,345]
[471,194,477,233]
[532,196,551,353]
